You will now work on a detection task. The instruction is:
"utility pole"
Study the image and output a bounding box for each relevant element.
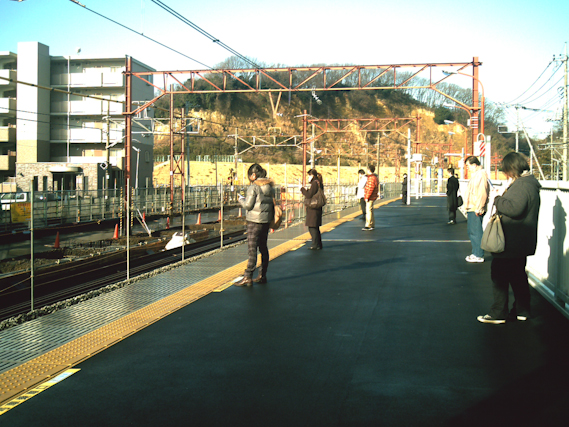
[554,43,569,180]
[563,42,569,181]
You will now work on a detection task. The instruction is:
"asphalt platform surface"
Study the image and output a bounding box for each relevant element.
[4,197,569,426]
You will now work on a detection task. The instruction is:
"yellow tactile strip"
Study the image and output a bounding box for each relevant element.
[0,199,396,406]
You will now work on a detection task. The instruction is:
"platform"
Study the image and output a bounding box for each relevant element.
[1,197,568,426]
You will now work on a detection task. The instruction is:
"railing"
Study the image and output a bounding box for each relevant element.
[2,183,384,231]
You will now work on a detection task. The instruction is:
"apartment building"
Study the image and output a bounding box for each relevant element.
[0,41,155,193]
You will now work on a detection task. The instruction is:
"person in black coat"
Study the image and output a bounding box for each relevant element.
[301,169,323,250]
[402,173,408,204]
[446,167,459,224]
[477,152,541,324]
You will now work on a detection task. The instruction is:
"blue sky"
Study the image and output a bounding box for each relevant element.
[1,0,567,136]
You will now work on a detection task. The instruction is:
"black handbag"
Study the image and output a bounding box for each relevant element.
[457,195,463,207]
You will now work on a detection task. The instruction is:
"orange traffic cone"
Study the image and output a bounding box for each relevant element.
[112,224,119,239]
[54,232,60,249]
[166,217,170,229]
[218,210,222,221]
[196,213,201,225]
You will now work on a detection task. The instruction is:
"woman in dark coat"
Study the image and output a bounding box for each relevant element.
[446,167,459,224]
[477,152,541,324]
[301,169,323,250]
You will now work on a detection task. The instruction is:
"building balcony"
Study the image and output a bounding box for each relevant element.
[0,151,16,172]
[51,72,124,88]
[0,98,16,117]
[50,155,124,168]
[51,99,124,115]
[0,125,16,143]
[0,70,16,88]
[51,128,125,143]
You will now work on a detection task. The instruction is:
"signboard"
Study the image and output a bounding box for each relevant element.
[11,202,32,223]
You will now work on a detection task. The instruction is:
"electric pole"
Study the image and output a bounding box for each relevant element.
[554,43,569,180]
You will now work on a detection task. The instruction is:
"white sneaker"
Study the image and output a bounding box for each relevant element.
[477,314,506,324]
[465,254,484,263]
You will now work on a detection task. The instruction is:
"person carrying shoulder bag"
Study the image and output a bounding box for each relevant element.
[235,164,275,286]
[477,152,541,324]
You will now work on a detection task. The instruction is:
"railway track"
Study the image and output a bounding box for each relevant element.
[0,229,246,321]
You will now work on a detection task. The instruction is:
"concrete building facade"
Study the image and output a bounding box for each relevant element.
[0,41,155,194]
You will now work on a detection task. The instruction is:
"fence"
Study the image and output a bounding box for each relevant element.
[154,155,236,163]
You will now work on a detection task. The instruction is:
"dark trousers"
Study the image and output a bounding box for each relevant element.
[245,221,270,279]
[489,257,531,319]
[309,226,322,249]
[359,198,366,220]
[449,209,456,222]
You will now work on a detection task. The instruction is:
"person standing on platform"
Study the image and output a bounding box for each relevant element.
[235,164,275,286]
[446,167,459,224]
[301,169,324,250]
[402,173,408,205]
[478,152,541,324]
[463,156,489,263]
[356,169,367,222]
[363,165,379,231]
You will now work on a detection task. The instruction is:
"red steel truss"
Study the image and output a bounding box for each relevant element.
[123,58,482,193]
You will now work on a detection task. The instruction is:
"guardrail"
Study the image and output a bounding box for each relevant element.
[3,183,402,230]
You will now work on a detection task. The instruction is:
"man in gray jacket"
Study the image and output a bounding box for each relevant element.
[235,164,275,287]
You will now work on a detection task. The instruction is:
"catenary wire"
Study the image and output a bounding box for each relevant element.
[68,0,212,69]
[150,0,262,69]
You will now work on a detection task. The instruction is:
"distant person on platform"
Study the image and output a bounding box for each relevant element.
[402,173,408,204]
[463,156,489,263]
[446,167,459,224]
[363,165,379,231]
[301,169,324,250]
[356,169,367,222]
[235,164,275,286]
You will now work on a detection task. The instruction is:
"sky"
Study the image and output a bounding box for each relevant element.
[1,0,568,138]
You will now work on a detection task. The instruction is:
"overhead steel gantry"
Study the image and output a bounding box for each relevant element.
[302,116,421,173]
[123,58,482,189]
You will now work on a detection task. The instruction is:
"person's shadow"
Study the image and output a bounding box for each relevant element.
[547,195,566,307]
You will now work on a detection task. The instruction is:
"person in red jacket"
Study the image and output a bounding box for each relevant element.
[363,165,379,230]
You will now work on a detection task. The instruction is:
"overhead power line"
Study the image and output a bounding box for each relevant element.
[505,61,554,104]
[150,0,261,69]
[68,0,212,69]
[517,70,563,105]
